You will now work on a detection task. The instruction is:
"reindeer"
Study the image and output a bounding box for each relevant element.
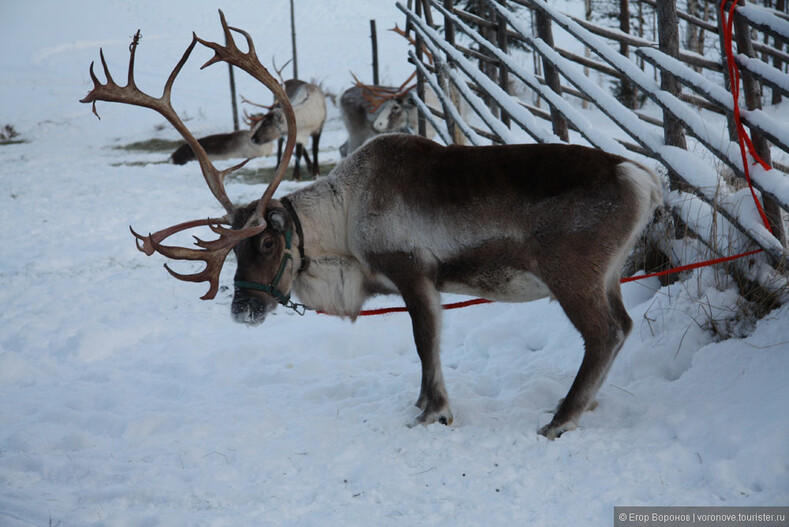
[170,125,273,165]
[82,11,663,440]
[339,75,437,158]
[249,78,326,180]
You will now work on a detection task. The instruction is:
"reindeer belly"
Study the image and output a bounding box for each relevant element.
[439,266,550,302]
[436,246,551,302]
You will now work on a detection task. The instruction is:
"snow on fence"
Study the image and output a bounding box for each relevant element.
[397,0,789,299]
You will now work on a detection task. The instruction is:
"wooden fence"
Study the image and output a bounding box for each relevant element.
[398,0,789,300]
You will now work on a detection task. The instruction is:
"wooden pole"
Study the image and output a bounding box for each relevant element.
[772,0,786,104]
[655,0,687,188]
[535,10,568,141]
[716,4,740,142]
[415,0,427,137]
[228,65,239,131]
[370,20,379,85]
[619,0,636,108]
[442,0,459,143]
[496,0,511,127]
[226,30,239,131]
[290,0,299,79]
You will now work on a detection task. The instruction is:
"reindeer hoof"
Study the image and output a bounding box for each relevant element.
[539,419,577,440]
[411,405,453,427]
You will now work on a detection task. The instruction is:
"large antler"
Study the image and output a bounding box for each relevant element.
[81,10,297,300]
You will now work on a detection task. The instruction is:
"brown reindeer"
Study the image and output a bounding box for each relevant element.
[83,12,662,440]
[169,125,273,165]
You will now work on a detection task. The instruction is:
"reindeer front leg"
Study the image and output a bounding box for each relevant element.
[371,254,453,426]
[406,278,453,426]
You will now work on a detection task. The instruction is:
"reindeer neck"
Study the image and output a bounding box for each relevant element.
[284,177,351,259]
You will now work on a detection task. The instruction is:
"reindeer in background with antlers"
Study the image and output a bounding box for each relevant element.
[339,24,440,158]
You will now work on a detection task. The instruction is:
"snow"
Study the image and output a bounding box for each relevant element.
[1,1,788,526]
[737,53,789,99]
[737,2,789,41]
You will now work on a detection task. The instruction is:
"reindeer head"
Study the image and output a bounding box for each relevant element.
[229,200,305,324]
[81,11,300,322]
[372,96,415,133]
[250,109,286,145]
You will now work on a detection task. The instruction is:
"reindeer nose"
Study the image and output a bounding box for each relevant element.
[231,289,270,325]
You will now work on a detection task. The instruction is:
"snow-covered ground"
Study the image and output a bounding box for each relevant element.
[1,1,787,525]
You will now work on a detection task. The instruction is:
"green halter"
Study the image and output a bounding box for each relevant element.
[234,222,307,315]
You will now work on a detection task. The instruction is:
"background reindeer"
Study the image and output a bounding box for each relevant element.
[169,123,273,165]
[84,11,662,441]
[339,76,437,158]
[250,78,326,180]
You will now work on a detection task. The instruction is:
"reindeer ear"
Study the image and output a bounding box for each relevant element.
[267,208,288,233]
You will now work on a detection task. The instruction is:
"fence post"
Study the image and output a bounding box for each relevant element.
[226,29,239,131]
[228,65,239,131]
[772,0,785,104]
[290,0,299,79]
[535,9,569,141]
[496,0,511,127]
[731,0,787,248]
[415,0,427,137]
[441,0,460,144]
[370,20,379,85]
[716,4,740,142]
[655,0,688,188]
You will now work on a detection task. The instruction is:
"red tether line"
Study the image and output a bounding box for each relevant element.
[318,2,772,318]
[720,0,774,232]
[321,297,494,317]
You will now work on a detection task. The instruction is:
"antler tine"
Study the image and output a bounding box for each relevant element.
[389,23,434,65]
[158,221,267,300]
[197,10,255,70]
[242,108,264,126]
[240,94,276,110]
[130,219,266,299]
[272,57,293,85]
[126,30,141,88]
[129,218,227,256]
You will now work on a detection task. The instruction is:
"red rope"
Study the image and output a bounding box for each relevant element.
[720,0,773,233]
[619,249,763,283]
[318,3,772,318]
[318,297,494,317]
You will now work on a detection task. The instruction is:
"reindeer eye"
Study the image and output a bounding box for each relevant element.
[262,238,275,250]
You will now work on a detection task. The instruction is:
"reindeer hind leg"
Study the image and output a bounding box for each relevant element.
[311,130,322,176]
[301,143,314,175]
[539,280,627,440]
[292,143,304,180]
